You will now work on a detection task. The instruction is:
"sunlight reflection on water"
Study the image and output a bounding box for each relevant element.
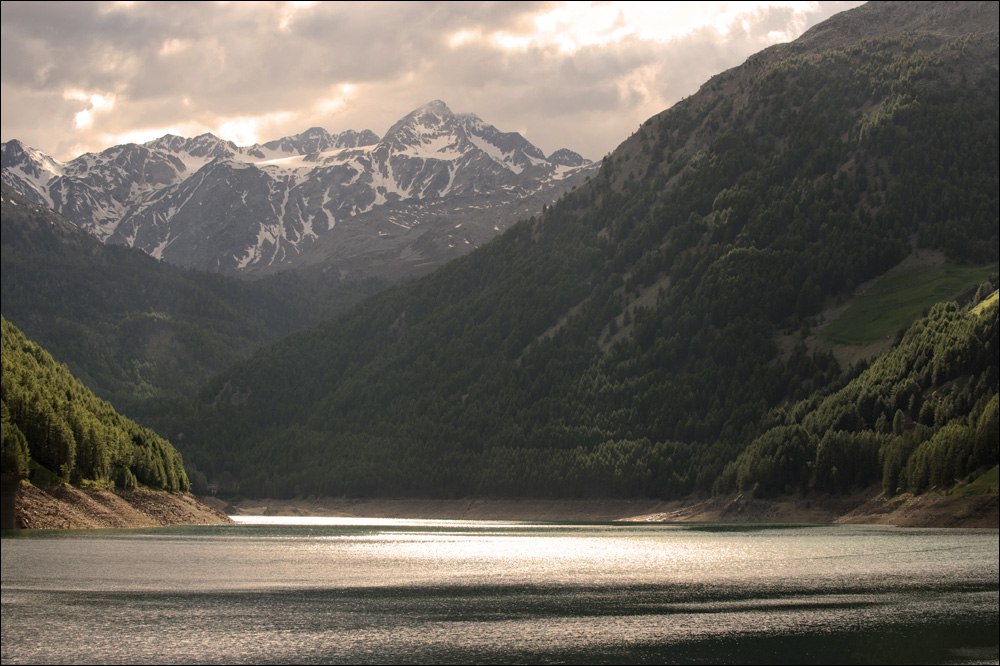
[2,519,996,664]
[230,514,744,584]
[232,515,535,528]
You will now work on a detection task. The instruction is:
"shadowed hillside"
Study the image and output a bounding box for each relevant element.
[1,185,381,415]
[115,2,1000,500]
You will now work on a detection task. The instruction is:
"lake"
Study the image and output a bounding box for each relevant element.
[2,518,997,664]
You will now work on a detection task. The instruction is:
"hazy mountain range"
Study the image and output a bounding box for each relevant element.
[2,100,595,279]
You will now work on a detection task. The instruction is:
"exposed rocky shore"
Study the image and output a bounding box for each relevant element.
[10,483,232,529]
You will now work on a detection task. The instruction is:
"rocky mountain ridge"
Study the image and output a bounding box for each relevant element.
[2,100,594,277]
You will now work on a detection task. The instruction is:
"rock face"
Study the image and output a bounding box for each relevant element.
[2,101,595,279]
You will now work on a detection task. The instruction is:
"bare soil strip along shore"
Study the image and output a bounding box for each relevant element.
[11,484,232,530]
[7,486,995,530]
[226,491,998,528]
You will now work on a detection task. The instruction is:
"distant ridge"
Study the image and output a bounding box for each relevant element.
[2,101,596,279]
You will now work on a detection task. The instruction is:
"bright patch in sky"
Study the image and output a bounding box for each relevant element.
[279,1,317,30]
[64,90,116,129]
[104,123,207,147]
[159,38,190,56]
[454,1,821,53]
[216,111,294,146]
[316,84,356,115]
[218,118,262,147]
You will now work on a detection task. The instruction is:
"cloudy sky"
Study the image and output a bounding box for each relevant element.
[1,1,863,162]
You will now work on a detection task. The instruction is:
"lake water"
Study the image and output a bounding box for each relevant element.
[2,518,997,664]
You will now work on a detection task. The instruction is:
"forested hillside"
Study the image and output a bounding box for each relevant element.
[1,185,381,415]
[119,2,1000,499]
[2,317,188,491]
[719,286,999,497]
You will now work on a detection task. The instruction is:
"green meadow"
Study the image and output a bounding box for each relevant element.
[822,262,998,346]
[950,464,999,497]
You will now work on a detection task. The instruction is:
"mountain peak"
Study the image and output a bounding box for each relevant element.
[547,148,587,167]
[380,100,459,147]
[417,100,452,116]
[1,140,66,207]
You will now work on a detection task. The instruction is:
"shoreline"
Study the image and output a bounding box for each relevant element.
[9,483,232,530]
[7,483,995,530]
[223,489,998,528]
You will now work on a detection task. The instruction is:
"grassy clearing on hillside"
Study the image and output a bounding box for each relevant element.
[949,465,999,497]
[822,263,998,346]
[971,289,999,316]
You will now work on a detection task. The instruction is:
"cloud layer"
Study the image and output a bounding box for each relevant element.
[1,1,863,160]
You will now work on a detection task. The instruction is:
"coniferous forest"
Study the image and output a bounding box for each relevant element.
[1,2,998,505]
[2,317,188,491]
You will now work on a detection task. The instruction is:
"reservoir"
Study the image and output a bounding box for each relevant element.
[2,518,997,664]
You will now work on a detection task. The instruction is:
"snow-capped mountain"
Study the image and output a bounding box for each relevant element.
[2,101,595,277]
[251,127,380,158]
[1,139,66,207]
